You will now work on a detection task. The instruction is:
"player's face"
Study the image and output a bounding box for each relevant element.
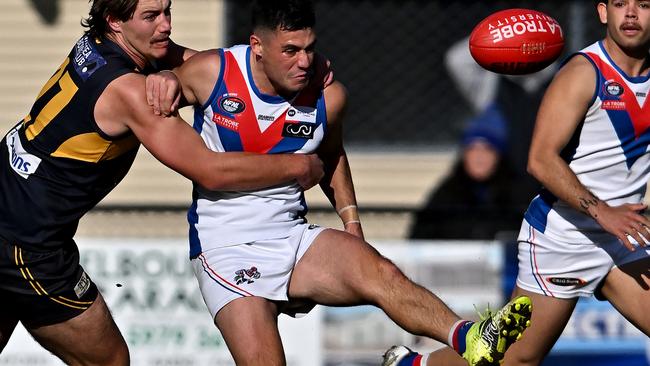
[257,27,316,95]
[119,0,172,65]
[599,0,650,52]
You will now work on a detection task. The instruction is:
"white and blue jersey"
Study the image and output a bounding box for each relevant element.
[188,45,327,258]
[522,41,650,244]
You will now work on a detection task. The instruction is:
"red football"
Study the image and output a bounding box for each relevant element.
[469,8,565,75]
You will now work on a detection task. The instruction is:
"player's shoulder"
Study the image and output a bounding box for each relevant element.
[547,54,597,93]
[187,48,221,63]
[323,80,347,121]
[323,80,347,104]
[176,48,222,78]
[543,53,597,106]
[556,53,598,81]
[98,72,147,113]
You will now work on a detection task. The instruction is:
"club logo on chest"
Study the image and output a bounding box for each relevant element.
[219,96,246,114]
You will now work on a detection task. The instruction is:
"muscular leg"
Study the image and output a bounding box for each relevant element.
[499,287,576,366]
[425,287,577,366]
[215,296,285,366]
[600,257,650,335]
[289,229,460,342]
[0,317,18,351]
[27,293,129,366]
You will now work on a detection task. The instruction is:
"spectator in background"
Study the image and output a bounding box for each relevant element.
[445,35,556,207]
[409,105,523,240]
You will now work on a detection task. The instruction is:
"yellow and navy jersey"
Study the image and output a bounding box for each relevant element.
[0,35,142,250]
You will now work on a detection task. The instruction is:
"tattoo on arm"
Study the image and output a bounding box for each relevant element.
[579,193,599,216]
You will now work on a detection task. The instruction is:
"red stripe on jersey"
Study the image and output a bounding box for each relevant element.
[586,52,650,139]
[222,51,287,153]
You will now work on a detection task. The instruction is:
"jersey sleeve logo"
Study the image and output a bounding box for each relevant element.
[6,126,42,179]
[73,36,107,81]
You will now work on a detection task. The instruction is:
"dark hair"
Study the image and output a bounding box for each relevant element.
[81,0,139,38]
[251,0,315,33]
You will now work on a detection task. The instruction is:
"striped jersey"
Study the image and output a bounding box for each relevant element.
[0,35,141,250]
[188,45,327,257]
[524,41,650,243]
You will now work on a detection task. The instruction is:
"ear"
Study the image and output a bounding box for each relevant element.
[250,34,263,57]
[107,14,122,33]
[597,2,608,25]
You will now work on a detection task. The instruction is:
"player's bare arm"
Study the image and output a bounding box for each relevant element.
[145,49,218,115]
[171,49,223,107]
[145,40,199,115]
[528,56,650,249]
[95,73,323,191]
[316,81,363,239]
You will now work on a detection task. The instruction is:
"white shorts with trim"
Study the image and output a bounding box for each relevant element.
[191,223,325,319]
[516,219,650,299]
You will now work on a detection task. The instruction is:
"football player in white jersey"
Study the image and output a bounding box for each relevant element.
[503,1,650,364]
[404,1,650,365]
[0,0,327,364]
[504,1,650,364]
[148,1,532,365]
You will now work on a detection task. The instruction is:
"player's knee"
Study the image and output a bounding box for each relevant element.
[366,257,408,296]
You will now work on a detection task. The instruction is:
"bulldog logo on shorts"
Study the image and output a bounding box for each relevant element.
[234,266,261,285]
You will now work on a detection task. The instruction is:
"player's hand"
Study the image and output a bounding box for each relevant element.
[296,154,324,190]
[146,70,181,116]
[593,202,650,251]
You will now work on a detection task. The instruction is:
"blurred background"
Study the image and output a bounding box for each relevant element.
[0,1,648,365]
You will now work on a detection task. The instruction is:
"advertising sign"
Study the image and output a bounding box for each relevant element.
[1,239,321,366]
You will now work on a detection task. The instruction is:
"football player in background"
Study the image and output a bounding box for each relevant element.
[387,1,650,365]
[149,1,532,365]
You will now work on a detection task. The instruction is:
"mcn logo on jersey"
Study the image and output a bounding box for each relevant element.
[219,96,246,114]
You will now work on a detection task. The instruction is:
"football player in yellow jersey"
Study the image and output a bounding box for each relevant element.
[0,0,325,364]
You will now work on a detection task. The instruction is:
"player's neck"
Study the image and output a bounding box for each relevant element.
[249,53,277,96]
[602,38,650,77]
[106,33,149,71]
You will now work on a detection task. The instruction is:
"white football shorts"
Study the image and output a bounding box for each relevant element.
[516,219,650,299]
[191,223,325,320]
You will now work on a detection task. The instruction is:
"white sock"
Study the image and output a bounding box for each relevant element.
[419,352,429,366]
[447,319,468,349]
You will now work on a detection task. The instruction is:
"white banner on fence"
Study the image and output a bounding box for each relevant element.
[1,238,322,366]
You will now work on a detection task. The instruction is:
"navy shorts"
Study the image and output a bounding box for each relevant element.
[0,239,98,327]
